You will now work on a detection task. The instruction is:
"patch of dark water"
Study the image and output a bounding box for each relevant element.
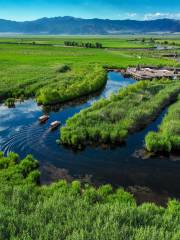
[0,72,180,204]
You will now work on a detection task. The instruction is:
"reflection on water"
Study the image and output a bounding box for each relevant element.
[155,45,178,50]
[0,71,180,204]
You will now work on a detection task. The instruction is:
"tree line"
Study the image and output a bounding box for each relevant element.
[64,41,103,48]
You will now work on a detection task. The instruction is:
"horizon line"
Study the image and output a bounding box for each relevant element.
[0,16,179,23]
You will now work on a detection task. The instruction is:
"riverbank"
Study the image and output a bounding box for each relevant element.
[1,151,180,240]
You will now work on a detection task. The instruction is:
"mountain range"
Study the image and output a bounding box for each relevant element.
[0,16,179,34]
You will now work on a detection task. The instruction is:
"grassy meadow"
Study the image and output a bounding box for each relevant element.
[0,37,178,104]
[0,36,155,48]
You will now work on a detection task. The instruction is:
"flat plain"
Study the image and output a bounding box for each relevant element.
[0,35,180,240]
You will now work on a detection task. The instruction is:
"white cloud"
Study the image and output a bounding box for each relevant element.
[117,12,138,20]
[126,13,138,18]
[143,12,180,20]
[117,12,180,20]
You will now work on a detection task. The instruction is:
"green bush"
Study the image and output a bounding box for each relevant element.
[145,132,172,152]
[56,64,71,73]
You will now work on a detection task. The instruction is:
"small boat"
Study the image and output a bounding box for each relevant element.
[50,121,61,130]
[39,115,49,123]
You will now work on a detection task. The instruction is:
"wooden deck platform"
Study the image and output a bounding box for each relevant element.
[125,67,180,80]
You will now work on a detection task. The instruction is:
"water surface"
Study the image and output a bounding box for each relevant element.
[0,72,180,204]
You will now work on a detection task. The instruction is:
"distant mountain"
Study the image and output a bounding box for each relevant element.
[0,17,179,34]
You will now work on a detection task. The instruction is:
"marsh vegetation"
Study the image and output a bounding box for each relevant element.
[146,95,180,153]
[37,65,107,105]
[61,79,180,146]
[1,152,180,240]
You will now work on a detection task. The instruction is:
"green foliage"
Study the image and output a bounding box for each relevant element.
[145,132,172,152]
[18,154,39,178]
[0,153,40,185]
[0,152,19,169]
[64,41,103,48]
[0,153,180,239]
[61,79,180,146]
[0,152,3,158]
[4,98,15,107]
[37,89,61,105]
[55,64,71,73]
[145,96,180,153]
[36,65,107,105]
[0,39,177,103]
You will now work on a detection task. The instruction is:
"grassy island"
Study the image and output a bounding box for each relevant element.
[61,79,180,146]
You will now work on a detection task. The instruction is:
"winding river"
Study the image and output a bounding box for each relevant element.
[1,71,180,204]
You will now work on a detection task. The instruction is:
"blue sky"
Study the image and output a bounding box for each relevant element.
[1,0,180,21]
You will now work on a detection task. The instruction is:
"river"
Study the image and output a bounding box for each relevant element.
[0,71,180,204]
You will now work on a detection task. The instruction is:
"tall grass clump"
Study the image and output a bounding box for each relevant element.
[145,95,180,153]
[61,79,180,146]
[55,64,71,73]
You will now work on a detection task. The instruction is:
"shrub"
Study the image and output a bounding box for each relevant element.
[56,64,71,73]
[145,132,172,153]
[26,170,41,184]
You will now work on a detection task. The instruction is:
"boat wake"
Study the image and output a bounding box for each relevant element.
[0,122,50,156]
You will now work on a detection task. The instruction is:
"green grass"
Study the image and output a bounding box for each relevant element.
[60,79,180,146]
[145,95,180,153]
[155,39,180,46]
[1,152,180,240]
[0,36,155,48]
[0,42,177,103]
[36,64,107,105]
